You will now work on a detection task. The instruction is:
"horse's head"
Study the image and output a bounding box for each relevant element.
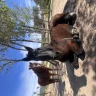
[21,46,62,61]
[22,46,35,61]
[64,12,77,26]
[29,62,40,69]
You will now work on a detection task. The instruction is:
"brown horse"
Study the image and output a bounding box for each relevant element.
[29,62,61,86]
[21,12,85,68]
[49,12,85,68]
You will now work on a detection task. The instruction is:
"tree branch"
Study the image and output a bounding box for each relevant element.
[11,39,49,44]
[22,25,49,31]
[0,42,26,51]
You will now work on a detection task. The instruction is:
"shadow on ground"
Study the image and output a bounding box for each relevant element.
[66,62,87,96]
[57,79,65,96]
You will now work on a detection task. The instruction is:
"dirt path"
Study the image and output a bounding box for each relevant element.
[45,0,96,96]
[51,0,67,16]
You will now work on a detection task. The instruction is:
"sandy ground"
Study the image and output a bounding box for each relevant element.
[45,0,96,96]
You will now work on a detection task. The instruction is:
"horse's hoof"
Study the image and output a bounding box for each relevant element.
[74,65,79,69]
[77,52,85,60]
[76,50,85,60]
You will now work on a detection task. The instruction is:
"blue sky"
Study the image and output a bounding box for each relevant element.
[0,0,41,96]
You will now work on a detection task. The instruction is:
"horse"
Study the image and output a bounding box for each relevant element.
[29,62,61,86]
[21,12,85,68]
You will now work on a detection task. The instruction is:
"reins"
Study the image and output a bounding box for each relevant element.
[62,37,73,40]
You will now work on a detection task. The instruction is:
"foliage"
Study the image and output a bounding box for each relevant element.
[32,6,42,27]
[0,1,50,72]
[12,5,33,23]
[32,5,49,29]
[34,0,50,9]
[0,2,31,72]
[0,2,26,47]
[33,0,51,28]
[12,5,49,34]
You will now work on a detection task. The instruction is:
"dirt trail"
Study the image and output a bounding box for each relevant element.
[51,0,67,16]
[45,0,96,96]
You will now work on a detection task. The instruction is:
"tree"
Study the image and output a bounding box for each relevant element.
[32,5,49,29]
[0,3,48,49]
[12,5,49,34]
[0,2,25,72]
[0,2,27,50]
[0,2,50,72]
[32,6,42,27]
[33,0,49,9]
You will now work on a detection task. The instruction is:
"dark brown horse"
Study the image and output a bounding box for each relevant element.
[21,12,85,68]
[29,62,61,86]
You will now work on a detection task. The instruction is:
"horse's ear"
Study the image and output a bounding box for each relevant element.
[22,57,29,61]
[29,62,32,65]
[24,46,33,51]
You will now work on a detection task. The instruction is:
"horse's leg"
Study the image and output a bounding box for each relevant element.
[69,53,74,63]
[68,41,85,60]
[48,60,59,66]
[50,13,69,27]
[49,79,60,84]
[48,68,61,71]
[52,79,60,82]
[50,73,62,76]
[71,54,79,69]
